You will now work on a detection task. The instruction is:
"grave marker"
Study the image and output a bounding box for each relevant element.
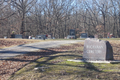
[15,34,22,38]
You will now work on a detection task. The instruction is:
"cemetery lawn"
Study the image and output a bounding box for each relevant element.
[8,40,120,80]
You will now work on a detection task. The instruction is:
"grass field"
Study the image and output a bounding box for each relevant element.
[8,39,120,80]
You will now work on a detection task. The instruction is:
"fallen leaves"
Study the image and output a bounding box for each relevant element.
[0,40,35,49]
[0,42,83,80]
[0,41,120,80]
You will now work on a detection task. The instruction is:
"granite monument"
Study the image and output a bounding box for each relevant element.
[83,38,113,60]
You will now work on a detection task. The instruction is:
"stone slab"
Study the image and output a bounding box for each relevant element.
[15,34,22,38]
[67,59,120,64]
[83,38,113,60]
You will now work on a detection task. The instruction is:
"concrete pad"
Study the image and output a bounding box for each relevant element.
[67,59,120,64]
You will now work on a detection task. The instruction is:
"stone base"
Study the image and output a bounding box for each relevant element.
[67,59,120,64]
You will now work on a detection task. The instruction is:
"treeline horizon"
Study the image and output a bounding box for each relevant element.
[0,0,120,38]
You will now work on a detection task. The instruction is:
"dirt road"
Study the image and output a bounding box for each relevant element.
[0,40,83,59]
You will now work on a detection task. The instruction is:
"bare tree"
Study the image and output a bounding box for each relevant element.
[1,0,120,39]
[11,0,37,35]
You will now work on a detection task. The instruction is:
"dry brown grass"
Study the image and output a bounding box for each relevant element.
[0,38,54,49]
[1,39,120,80]
[0,42,83,80]
[8,41,120,80]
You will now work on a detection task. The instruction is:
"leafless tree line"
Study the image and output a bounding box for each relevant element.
[0,0,120,38]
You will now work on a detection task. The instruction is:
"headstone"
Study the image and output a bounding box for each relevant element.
[83,38,113,60]
[94,34,98,38]
[52,37,55,39]
[70,29,75,35]
[15,34,22,38]
[36,35,42,39]
[29,36,31,39]
[11,34,15,38]
[35,35,46,40]
[47,35,51,39]
[67,35,76,39]
[32,37,35,39]
[80,33,87,38]
[4,36,7,39]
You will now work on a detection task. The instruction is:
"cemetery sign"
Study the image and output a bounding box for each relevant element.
[83,38,113,60]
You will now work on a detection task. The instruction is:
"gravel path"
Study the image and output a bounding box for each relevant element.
[0,40,83,59]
